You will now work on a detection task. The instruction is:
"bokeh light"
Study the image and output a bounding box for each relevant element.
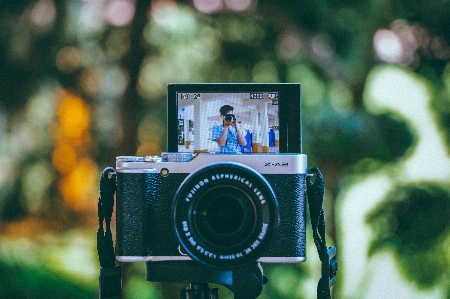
[224,0,253,12]
[373,19,450,66]
[22,161,54,214]
[59,158,98,211]
[56,92,90,140]
[373,29,405,63]
[52,142,78,174]
[30,0,56,27]
[100,66,129,97]
[136,114,164,156]
[277,31,302,60]
[56,46,81,73]
[311,33,335,59]
[329,80,354,113]
[79,1,105,33]
[78,67,104,95]
[252,60,279,82]
[151,2,198,36]
[430,36,450,60]
[51,90,99,213]
[104,0,135,27]
[193,0,223,14]
[193,0,253,13]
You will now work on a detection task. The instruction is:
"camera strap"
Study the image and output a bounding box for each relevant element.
[97,167,122,299]
[307,167,338,299]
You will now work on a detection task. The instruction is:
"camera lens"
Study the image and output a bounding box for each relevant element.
[194,186,256,248]
[173,162,278,268]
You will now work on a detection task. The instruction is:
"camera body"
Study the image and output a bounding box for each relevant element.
[115,152,307,268]
[115,83,306,268]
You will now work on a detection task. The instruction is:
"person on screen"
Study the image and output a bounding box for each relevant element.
[211,105,247,153]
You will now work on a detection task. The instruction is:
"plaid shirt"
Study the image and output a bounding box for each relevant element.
[211,125,240,153]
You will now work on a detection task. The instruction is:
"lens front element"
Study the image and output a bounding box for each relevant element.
[194,186,257,248]
[173,162,278,268]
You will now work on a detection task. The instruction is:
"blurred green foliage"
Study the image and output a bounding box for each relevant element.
[0,0,449,298]
[367,183,450,288]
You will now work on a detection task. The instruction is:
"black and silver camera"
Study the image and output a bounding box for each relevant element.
[115,152,307,268]
[115,83,306,269]
[223,113,236,122]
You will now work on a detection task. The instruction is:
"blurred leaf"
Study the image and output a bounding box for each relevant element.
[304,109,414,167]
[366,183,450,288]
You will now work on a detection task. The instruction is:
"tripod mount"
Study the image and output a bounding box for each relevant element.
[146,261,268,299]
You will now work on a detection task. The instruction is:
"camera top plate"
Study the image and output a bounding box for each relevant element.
[116,153,307,175]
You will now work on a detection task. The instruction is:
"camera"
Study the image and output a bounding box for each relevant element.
[224,113,236,122]
[115,83,306,269]
[115,152,307,268]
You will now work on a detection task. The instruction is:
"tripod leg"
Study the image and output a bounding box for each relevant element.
[180,283,219,299]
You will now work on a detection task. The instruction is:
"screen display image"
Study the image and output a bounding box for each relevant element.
[177,91,279,154]
[168,83,302,154]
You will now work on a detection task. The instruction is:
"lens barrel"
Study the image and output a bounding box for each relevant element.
[173,162,278,268]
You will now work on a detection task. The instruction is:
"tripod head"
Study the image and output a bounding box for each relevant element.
[146,261,268,299]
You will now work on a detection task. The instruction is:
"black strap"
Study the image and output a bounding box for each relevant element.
[97,167,121,299]
[307,167,337,299]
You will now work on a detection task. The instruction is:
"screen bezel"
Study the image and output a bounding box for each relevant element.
[167,83,302,154]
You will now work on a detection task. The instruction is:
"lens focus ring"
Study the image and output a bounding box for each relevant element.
[173,162,278,268]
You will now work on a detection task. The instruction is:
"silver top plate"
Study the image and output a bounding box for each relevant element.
[116,153,307,175]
